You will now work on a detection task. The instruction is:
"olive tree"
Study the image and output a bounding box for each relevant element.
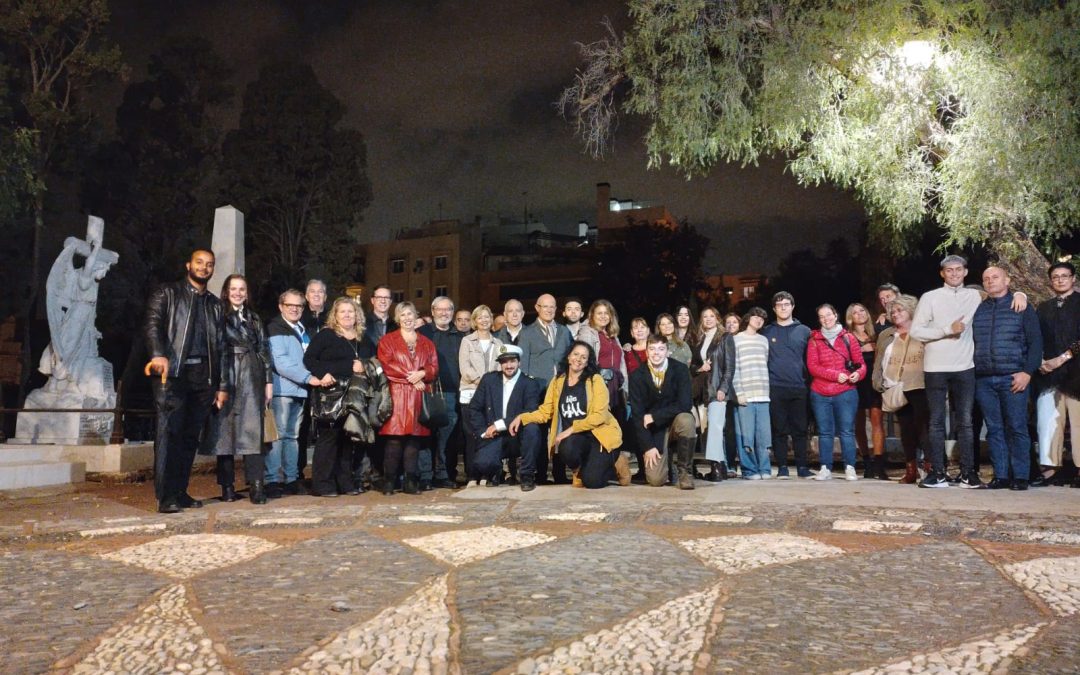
[560,0,1080,296]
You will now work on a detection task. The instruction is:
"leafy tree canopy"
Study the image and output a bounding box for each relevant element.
[220,60,373,303]
[561,0,1080,288]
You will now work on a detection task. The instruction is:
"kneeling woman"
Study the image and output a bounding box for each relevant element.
[510,342,622,488]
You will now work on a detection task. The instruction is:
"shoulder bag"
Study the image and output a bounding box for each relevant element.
[881,337,910,413]
[420,378,449,428]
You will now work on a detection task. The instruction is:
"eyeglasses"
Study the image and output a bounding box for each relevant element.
[1051,274,1074,281]
[373,295,392,301]
[281,303,304,309]
[774,301,793,308]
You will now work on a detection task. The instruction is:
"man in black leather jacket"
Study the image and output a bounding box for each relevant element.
[144,249,232,513]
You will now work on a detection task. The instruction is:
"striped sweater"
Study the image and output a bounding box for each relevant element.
[733,333,770,402]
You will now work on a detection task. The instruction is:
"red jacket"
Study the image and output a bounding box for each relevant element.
[377,330,439,436]
[806,329,867,397]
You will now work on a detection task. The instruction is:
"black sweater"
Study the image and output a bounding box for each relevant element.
[304,330,375,380]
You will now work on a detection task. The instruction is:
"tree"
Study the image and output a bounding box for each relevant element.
[592,219,709,324]
[82,36,233,333]
[761,239,860,326]
[560,1,1080,298]
[0,0,124,396]
[219,61,372,301]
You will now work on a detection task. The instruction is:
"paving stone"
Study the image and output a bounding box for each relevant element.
[682,533,844,574]
[1003,555,1080,616]
[454,528,716,672]
[521,582,723,673]
[1009,617,1080,674]
[362,501,508,526]
[72,584,229,674]
[709,542,1045,673]
[506,501,650,524]
[0,550,165,674]
[99,533,279,578]
[285,575,452,674]
[191,529,445,673]
[851,622,1045,674]
[403,525,556,565]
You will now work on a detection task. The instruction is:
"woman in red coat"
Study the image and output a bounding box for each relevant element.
[377,301,438,495]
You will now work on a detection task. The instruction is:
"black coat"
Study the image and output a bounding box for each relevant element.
[628,358,692,451]
[201,307,270,456]
[143,279,232,389]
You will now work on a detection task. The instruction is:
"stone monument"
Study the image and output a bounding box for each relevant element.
[208,205,244,297]
[14,216,119,444]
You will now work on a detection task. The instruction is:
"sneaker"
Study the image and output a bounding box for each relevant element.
[776,466,790,479]
[797,466,814,479]
[745,473,762,480]
[465,480,479,488]
[844,465,859,481]
[958,471,985,489]
[986,477,1011,490]
[1010,479,1029,491]
[946,473,962,485]
[759,471,772,480]
[919,472,950,488]
[814,466,832,481]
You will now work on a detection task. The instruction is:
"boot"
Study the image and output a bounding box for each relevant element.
[571,468,584,488]
[249,480,267,505]
[862,452,873,479]
[403,473,421,495]
[873,455,891,481]
[675,436,696,490]
[702,461,723,482]
[899,460,918,484]
[381,477,396,495]
[614,452,632,486]
[221,485,238,502]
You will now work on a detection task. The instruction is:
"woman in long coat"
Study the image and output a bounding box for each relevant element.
[201,274,272,504]
[377,301,438,495]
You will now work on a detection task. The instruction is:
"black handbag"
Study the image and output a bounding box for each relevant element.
[419,379,449,428]
[311,377,349,422]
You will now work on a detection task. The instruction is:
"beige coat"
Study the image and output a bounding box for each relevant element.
[872,327,926,393]
[458,332,503,399]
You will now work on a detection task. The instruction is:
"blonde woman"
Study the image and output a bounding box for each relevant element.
[846,302,887,479]
[872,295,927,484]
[458,304,503,483]
[304,297,375,497]
[377,302,438,495]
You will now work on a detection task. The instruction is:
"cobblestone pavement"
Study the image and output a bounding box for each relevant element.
[1,475,1079,674]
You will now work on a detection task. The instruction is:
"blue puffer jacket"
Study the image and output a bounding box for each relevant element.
[972,292,1043,377]
[267,315,313,398]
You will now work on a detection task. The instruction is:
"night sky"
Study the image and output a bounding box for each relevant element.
[106,0,867,274]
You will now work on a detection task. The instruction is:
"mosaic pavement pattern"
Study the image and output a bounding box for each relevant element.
[3,496,1080,674]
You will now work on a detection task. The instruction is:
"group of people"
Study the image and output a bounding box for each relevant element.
[143,249,1079,513]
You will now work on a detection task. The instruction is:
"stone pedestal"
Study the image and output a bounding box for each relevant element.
[13,407,113,445]
[0,444,86,490]
[208,205,245,298]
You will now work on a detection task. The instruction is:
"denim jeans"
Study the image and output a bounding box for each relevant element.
[705,400,728,463]
[925,369,975,474]
[734,402,772,476]
[810,389,858,468]
[420,391,458,480]
[267,396,304,484]
[975,375,1031,480]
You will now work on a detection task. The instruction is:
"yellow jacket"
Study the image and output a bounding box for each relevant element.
[519,372,622,453]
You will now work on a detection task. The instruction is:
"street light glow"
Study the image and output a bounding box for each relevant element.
[899,40,936,69]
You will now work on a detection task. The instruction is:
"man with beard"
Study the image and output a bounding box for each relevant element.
[144,249,232,513]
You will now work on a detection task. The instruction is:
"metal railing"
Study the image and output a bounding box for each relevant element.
[0,380,155,444]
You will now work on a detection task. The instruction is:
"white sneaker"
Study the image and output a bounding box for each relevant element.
[466,480,479,488]
[814,466,832,481]
[746,473,762,480]
[844,465,859,481]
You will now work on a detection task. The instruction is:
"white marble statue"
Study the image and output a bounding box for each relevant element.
[14,216,119,443]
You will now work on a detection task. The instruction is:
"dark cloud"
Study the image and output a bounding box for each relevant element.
[106,0,866,270]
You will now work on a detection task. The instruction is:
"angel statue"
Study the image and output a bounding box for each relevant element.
[32,216,119,408]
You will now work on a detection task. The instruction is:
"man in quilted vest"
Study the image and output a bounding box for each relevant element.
[972,267,1042,490]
